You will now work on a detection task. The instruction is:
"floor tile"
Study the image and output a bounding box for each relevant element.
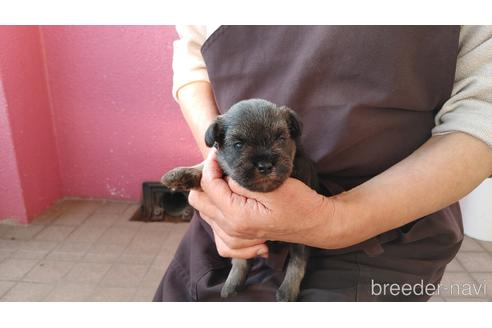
[89,287,137,301]
[117,253,156,265]
[100,263,149,287]
[0,259,39,280]
[82,213,120,228]
[0,281,16,298]
[34,226,75,242]
[478,240,492,253]
[1,282,54,301]
[45,241,93,261]
[133,287,156,302]
[456,252,492,272]
[140,266,166,288]
[470,273,492,297]
[52,212,91,227]
[0,224,45,240]
[0,239,24,252]
[11,249,50,260]
[65,224,108,243]
[83,243,126,263]
[96,202,129,214]
[23,260,75,283]
[45,283,97,301]
[97,226,137,245]
[437,272,480,298]
[460,236,485,251]
[443,297,489,302]
[18,240,58,255]
[445,258,466,272]
[65,262,111,284]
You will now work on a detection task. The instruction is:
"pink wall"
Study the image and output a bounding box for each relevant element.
[41,26,200,200]
[0,26,201,223]
[0,26,61,223]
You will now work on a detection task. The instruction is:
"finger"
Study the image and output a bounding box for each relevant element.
[201,214,266,249]
[214,233,269,259]
[201,150,241,211]
[188,189,222,219]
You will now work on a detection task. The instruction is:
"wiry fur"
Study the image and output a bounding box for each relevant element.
[161,99,318,301]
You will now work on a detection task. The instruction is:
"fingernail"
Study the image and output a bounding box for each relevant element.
[257,249,269,258]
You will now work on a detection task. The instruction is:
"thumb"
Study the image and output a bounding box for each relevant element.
[201,149,234,208]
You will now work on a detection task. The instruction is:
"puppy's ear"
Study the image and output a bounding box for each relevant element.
[204,117,225,148]
[281,106,303,139]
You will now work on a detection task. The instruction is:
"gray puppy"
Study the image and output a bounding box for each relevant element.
[161,98,318,301]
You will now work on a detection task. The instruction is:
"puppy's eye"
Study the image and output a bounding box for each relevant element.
[233,142,243,150]
[277,135,287,142]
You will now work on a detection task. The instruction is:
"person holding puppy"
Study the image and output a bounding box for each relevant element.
[154,26,492,301]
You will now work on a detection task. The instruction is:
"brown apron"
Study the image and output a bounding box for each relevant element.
[154,26,463,301]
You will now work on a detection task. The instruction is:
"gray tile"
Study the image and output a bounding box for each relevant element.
[89,286,137,302]
[52,212,90,227]
[160,232,185,250]
[0,281,15,298]
[96,202,129,214]
[0,249,15,260]
[140,265,166,288]
[97,226,137,245]
[45,283,97,301]
[460,236,485,251]
[0,239,24,251]
[437,272,480,298]
[18,240,58,253]
[428,295,445,302]
[1,282,54,301]
[445,258,466,272]
[100,263,149,287]
[444,297,489,302]
[23,260,75,283]
[124,237,163,255]
[0,259,39,280]
[0,224,45,240]
[133,288,156,302]
[65,262,111,284]
[470,273,492,297]
[65,224,108,243]
[11,249,50,260]
[456,252,492,272]
[117,253,155,265]
[46,241,93,261]
[34,226,75,242]
[83,243,126,263]
[82,213,120,228]
[30,209,63,225]
[478,240,492,253]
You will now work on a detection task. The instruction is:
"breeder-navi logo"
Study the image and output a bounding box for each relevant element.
[371,279,487,297]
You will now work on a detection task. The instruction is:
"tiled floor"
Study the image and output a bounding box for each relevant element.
[1,198,492,301]
[0,199,188,301]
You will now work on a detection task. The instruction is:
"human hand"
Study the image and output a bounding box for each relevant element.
[188,150,336,259]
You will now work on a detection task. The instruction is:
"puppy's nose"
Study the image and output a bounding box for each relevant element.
[256,161,273,175]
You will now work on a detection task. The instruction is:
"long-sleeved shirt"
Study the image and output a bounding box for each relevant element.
[172,25,492,148]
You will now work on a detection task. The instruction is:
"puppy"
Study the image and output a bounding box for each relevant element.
[161,99,318,301]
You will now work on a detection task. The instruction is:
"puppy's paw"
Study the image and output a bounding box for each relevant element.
[161,166,202,191]
[220,281,240,299]
[276,286,299,302]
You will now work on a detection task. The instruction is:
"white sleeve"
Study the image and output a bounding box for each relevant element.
[172,25,210,100]
[432,25,492,147]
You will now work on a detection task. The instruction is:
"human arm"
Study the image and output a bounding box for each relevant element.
[190,131,492,258]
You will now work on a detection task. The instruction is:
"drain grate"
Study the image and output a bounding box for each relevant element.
[132,181,193,222]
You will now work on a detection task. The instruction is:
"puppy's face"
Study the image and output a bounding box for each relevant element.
[205,99,302,192]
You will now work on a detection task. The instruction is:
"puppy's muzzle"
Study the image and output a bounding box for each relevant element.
[255,160,273,175]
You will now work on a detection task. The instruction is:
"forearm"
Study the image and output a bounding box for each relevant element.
[177,81,219,158]
[327,132,492,249]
